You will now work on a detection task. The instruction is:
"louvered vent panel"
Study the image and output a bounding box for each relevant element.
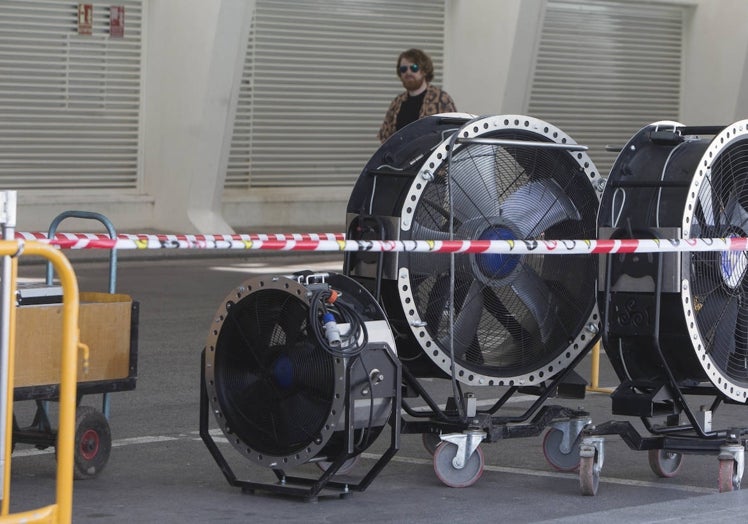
[0,1,144,190]
[226,0,447,188]
[528,0,686,177]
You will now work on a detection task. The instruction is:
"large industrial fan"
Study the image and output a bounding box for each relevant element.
[200,272,401,500]
[580,119,748,495]
[345,114,603,486]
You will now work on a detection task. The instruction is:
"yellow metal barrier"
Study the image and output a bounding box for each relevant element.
[1,241,80,524]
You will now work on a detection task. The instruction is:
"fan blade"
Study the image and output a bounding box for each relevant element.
[482,287,533,349]
[277,296,309,348]
[725,195,748,232]
[698,292,738,373]
[690,214,703,237]
[450,144,502,218]
[501,179,580,238]
[440,280,485,360]
[410,220,453,241]
[274,391,329,446]
[732,301,748,378]
[698,176,717,227]
[510,264,560,344]
[423,274,451,330]
[407,221,455,277]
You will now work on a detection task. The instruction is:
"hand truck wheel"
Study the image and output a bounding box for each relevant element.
[71,406,112,479]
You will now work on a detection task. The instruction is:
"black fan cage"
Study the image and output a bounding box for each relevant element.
[686,132,748,395]
[212,288,337,457]
[399,119,601,384]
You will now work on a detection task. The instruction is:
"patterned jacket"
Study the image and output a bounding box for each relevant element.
[378,84,457,143]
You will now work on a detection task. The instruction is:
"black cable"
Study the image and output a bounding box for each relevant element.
[308,286,378,453]
[309,287,369,358]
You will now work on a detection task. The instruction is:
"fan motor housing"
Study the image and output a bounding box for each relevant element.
[598,120,748,403]
[204,272,399,468]
[346,114,603,387]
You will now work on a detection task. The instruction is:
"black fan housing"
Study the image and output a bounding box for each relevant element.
[204,272,399,468]
[597,119,748,403]
[346,114,603,387]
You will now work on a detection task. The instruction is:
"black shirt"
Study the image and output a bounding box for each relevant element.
[395,91,426,131]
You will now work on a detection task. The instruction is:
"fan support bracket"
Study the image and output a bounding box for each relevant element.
[199,348,402,501]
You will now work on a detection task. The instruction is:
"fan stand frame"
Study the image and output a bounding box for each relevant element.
[345,113,607,485]
[199,347,402,501]
[583,120,748,495]
[582,247,748,494]
[397,337,593,442]
[346,208,598,452]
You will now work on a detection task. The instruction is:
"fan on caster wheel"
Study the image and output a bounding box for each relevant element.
[586,119,748,496]
[346,114,603,388]
[597,119,748,403]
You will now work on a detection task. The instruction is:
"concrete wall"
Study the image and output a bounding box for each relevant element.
[14,0,748,234]
[444,0,544,115]
[681,0,748,124]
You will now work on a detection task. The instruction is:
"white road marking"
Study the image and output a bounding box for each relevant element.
[208,260,343,274]
[12,429,714,494]
[358,453,715,494]
[111,435,180,447]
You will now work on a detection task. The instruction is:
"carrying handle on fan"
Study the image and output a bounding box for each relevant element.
[457,137,588,151]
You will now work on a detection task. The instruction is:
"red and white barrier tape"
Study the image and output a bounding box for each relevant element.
[11,233,748,254]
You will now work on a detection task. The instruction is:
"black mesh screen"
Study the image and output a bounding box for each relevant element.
[689,138,748,386]
[213,289,335,455]
[401,131,599,377]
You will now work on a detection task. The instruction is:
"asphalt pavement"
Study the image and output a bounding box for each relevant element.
[5,253,748,523]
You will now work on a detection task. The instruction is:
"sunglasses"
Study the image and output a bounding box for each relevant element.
[398,64,420,74]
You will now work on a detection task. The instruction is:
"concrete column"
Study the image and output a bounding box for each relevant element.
[142,0,254,233]
[444,0,544,115]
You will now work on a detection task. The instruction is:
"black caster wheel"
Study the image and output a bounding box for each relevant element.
[71,406,111,479]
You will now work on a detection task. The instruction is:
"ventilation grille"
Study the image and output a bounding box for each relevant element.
[0,0,144,190]
[528,0,686,176]
[225,0,447,189]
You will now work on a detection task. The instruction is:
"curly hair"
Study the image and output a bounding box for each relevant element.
[397,48,434,83]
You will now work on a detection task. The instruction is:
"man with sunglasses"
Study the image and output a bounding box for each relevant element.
[378,48,457,143]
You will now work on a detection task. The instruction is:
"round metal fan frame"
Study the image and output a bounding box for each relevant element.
[681,119,748,402]
[204,275,348,469]
[397,114,603,387]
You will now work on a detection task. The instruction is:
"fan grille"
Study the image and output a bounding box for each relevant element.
[401,121,600,383]
[688,136,748,388]
[213,288,336,456]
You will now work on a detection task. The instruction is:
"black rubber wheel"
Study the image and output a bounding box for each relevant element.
[542,428,581,472]
[648,449,683,478]
[433,441,484,488]
[72,406,111,479]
